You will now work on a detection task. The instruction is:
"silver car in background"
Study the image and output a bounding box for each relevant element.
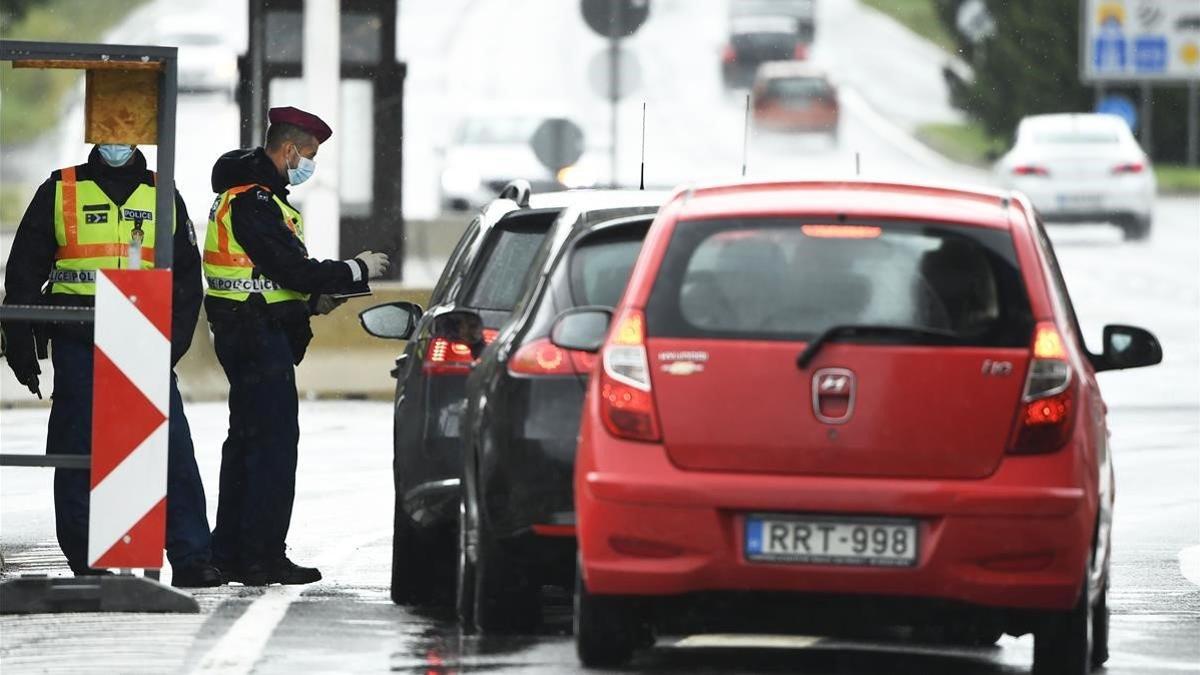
[995,113,1155,240]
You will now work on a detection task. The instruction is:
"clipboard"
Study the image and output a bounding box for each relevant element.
[330,280,372,300]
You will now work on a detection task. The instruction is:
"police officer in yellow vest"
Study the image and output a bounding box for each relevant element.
[0,144,222,587]
[205,107,389,585]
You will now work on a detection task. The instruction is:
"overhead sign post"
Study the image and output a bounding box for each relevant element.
[581,0,651,187]
[1080,0,1200,164]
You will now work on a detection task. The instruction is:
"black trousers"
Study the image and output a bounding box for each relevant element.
[210,316,300,567]
[49,335,211,571]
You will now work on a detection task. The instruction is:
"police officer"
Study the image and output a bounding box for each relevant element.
[205,107,389,585]
[1,143,222,587]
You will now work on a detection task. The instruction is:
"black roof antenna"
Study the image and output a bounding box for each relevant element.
[741,93,751,177]
[639,101,646,190]
[855,152,861,177]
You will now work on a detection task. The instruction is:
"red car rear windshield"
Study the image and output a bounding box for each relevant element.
[645,218,1034,346]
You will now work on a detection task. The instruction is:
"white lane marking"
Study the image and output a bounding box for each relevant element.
[191,529,390,674]
[673,634,824,649]
[1180,545,1200,587]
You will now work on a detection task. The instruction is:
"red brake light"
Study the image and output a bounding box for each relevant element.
[1013,165,1050,177]
[801,224,882,239]
[598,309,660,442]
[507,338,597,376]
[793,43,809,60]
[423,329,498,375]
[721,45,736,63]
[1009,322,1075,454]
[1112,161,1144,174]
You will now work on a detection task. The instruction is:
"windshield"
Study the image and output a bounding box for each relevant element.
[645,218,1033,345]
[462,222,551,311]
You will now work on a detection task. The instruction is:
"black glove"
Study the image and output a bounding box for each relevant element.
[1,322,43,398]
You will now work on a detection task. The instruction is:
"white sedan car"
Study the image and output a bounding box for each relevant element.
[995,113,1155,240]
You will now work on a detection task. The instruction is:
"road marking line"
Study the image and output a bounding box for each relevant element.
[191,529,390,674]
[1180,545,1200,587]
[673,634,824,649]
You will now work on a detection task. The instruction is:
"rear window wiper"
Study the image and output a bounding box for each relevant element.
[797,324,964,369]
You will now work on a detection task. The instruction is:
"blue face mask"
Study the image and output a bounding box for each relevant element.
[98,144,135,167]
[287,146,316,186]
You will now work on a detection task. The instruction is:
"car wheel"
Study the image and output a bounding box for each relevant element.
[1091,577,1110,669]
[390,494,436,605]
[574,564,639,667]
[1032,571,1093,675]
[472,509,540,634]
[456,492,476,632]
[1121,215,1151,241]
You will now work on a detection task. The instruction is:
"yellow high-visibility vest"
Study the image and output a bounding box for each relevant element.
[49,166,160,295]
[202,185,308,304]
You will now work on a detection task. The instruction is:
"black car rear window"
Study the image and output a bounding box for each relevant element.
[645,218,1034,346]
[462,216,553,311]
[568,232,646,308]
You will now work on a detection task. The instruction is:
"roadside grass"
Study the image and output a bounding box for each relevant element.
[916,121,1008,167]
[917,121,1200,194]
[0,0,150,146]
[859,0,956,53]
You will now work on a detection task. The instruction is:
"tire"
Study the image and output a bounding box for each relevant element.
[472,507,540,634]
[390,497,437,605]
[1091,578,1110,669]
[456,493,476,632]
[1032,574,1094,675]
[1121,215,1151,241]
[574,565,639,668]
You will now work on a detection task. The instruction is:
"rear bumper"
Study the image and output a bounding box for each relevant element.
[577,433,1095,613]
[1012,177,1154,222]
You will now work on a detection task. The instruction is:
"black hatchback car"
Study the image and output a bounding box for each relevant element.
[360,186,664,606]
[455,195,665,633]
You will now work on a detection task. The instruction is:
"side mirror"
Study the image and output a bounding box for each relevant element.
[1094,324,1162,372]
[550,307,613,353]
[359,301,423,340]
[432,309,486,357]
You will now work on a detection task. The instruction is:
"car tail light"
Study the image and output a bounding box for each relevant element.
[1012,165,1050,177]
[721,45,736,63]
[1112,161,1144,174]
[599,309,660,442]
[508,338,597,376]
[423,329,498,375]
[1009,322,1075,454]
[793,43,809,60]
[801,224,882,239]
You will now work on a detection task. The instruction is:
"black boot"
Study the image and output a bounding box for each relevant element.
[172,561,225,588]
[238,557,322,586]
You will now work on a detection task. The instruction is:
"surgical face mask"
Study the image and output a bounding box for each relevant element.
[287,145,316,186]
[98,144,135,167]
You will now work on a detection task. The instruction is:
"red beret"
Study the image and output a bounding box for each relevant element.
[268,106,332,143]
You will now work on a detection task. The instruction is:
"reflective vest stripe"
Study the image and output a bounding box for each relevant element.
[56,243,157,263]
[202,250,251,267]
[213,184,261,259]
[62,167,78,245]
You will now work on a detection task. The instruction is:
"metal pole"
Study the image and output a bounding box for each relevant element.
[249,0,266,147]
[1139,81,1153,155]
[1094,83,1106,109]
[741,93,750,177]
[1188,79,1199,168]
[155,49,177,270]
[609,2,622,188]
[303,0,341,259]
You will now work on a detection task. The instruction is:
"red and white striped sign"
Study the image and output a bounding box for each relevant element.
[88,270,172,569]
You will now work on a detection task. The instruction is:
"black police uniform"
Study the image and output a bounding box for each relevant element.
[1,147,218,584]
[206,148,367,584]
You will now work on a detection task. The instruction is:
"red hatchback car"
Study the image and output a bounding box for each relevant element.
[550,181,1162,673]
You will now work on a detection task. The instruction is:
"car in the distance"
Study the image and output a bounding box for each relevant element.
[555,180,1162,674]
[995,113,1155,240]
[721,15,808,89]
[752,62,838,140]
[154,18,238,96]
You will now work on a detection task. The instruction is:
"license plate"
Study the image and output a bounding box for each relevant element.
[744,514,919,567]
[1056,193,1103,210]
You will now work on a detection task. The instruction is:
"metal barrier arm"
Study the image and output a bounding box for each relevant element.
[0,305,95,323]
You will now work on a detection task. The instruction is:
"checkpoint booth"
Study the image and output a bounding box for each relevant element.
[0,39,197,613]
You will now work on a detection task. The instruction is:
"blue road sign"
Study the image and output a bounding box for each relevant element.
[1096,94,1138,132]
[1133,35,1168,72]
[1094,23,1127,71]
